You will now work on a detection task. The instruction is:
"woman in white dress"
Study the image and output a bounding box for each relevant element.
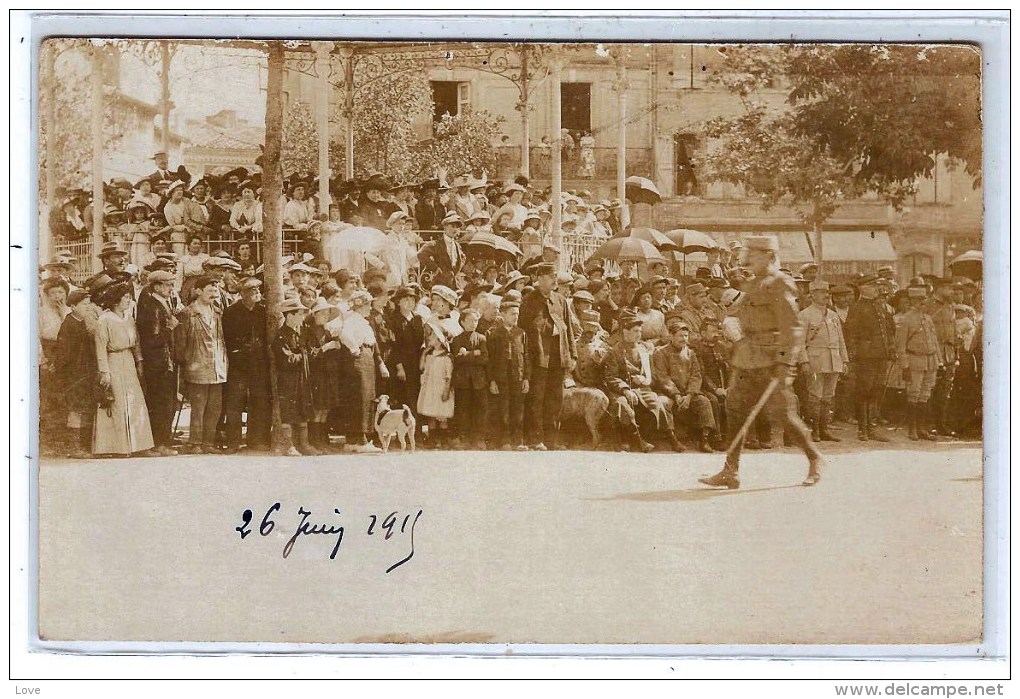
[92,282,155,456]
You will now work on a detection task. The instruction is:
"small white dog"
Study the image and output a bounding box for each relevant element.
[373,395,417,453]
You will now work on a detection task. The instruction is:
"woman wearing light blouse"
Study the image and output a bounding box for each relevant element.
[283,182,317,231]
[230,184,264,235]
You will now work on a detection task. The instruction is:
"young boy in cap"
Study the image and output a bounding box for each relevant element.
[486,299,530,450]
[273,296,319,456]
[450,308,489,449]
[54,289,99,458]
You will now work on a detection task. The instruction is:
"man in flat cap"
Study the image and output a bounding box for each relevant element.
[653,313,718,452]
[798,280,849,442]
[222,276,272,452]
[486,298,530,450]
[896,285,942,441]
[842,274,896,442]
[699,235,826,489]
[136,269,180,455]
[519,262,577,451]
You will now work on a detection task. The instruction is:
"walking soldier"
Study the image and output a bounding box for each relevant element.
[699,235,826,489]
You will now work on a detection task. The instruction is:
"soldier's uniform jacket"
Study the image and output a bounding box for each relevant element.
[651,343,704,398]
[798,304,849,374]
[727,271,804,370]
[601,340,653,396]
[843,297,896,361]
[896,308,942,373]
[927,299,958,366]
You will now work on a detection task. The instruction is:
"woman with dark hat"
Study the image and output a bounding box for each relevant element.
[91,281,155,456]
[133,178,161,212]
[230,182,264,236]
[283,180,317,231]
[51,195,88,242]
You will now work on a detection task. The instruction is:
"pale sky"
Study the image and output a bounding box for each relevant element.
[118,43,266,128]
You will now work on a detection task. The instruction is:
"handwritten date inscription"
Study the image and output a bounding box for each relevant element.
[235,503,423,573]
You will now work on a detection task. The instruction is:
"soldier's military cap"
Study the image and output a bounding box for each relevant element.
[831,284,853,295]
[618,309,643,330]
[856,274,881,286]
[808,280,830,292]
[907,286,928,299]
[745,235,780,252]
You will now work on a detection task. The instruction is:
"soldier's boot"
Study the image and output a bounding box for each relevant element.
[907,404,920,441]
[697,428,715,453]
[628,424,655,454]
[294,424,321,456]
[699,460,740,489]
[917,403,937,441]
[856,404,870,441]
[666,429,686,453]
[803,454,825,487]
[818,401,841,442]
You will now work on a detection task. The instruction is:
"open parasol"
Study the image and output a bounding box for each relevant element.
[588,236,667,265]
[624,176,662,205]
[463,231,522,258]
[321,226,389,273]
[947,249,982,281]
[663,228,719,254]
[623,227,680,252]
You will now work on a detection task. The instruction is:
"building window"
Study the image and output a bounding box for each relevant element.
[561,83,592,139]
[431,81,470,120]
[674,133,702,196]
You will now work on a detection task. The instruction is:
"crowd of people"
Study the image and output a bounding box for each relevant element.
[39,152,983,460]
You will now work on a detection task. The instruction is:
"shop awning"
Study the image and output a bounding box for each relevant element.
[815,230,896,262]
[706,231,814,266]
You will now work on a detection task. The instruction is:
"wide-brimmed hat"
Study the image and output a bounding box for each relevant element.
[392,285,419,303]
[386,211,409,228]
[310,296,342,321]
[468,210,491,223]
[572,290,595,304]
[451,174,473,188]
[99,241,128,259]
[44,256,74,270]
[348,290,373,309]
[288,262,318,275]
[430,284,459,307]
[441,212,463,227]
[280,296,306,315]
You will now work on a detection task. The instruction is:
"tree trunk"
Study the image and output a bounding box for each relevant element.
[42,41,57,264]
[160,41,171,156]
[263,41,286,453]
[812,207,824,280]
[90,44,105,273]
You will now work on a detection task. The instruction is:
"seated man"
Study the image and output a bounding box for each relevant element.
[601,310,681,453]
[652,314,718,452]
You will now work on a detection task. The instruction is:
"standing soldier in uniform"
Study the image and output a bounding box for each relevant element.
[927,279,959,436]
[699,236,826,489]
[897,285,942,441]
[798,281,849,442]
[842,275,896,442]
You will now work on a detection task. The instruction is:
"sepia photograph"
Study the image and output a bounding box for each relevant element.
[28,26,995,653]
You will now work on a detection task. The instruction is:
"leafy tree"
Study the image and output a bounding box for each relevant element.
[699,43,982,269]
[352,71,432,179]
[411,110,506,182]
